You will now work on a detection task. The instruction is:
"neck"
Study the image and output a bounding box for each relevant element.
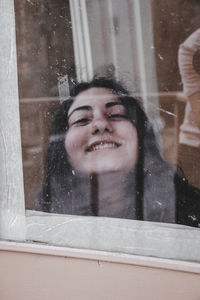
[89,170,136,218]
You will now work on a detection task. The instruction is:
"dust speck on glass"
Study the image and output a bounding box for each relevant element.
[13,0,200,258]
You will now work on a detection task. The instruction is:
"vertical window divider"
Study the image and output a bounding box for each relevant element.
[0,0,26,241]
[69,0,93,81]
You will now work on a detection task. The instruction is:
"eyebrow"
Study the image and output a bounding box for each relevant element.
[105,101,123,108]
[68,102,124,119]
[68,105,91,119]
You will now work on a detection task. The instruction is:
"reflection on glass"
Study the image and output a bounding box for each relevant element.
[15,0,75,209]
[37,77,200,227]
[14,0,200,227]
[178,29,200,189]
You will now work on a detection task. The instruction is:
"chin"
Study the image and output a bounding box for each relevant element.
[86,163,127,175]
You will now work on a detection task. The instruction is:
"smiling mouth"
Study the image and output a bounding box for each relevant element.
[86,141,121,152]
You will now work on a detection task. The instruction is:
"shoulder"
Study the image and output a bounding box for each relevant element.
[175,174,200,227]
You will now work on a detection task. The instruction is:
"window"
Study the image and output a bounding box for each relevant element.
[1,0,200,265]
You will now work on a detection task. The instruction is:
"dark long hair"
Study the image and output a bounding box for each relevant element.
[38,77,176,223]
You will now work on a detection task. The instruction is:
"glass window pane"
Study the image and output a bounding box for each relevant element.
[4,0,199,261]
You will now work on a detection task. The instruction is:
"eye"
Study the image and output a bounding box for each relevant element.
[107,113,128,120]
[71,118,91,126]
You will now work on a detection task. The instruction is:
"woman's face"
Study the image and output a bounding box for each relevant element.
[65,87,138,175]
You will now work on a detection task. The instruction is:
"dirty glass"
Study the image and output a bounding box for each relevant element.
[1,0,200,261]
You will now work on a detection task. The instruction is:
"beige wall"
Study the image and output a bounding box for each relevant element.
[1,248,200,300]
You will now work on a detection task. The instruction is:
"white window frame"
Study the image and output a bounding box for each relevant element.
[1,0,200,274]
[0,0,26,241]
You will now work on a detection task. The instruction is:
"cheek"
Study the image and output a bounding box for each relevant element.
[122,123,138,161]
[131,129,138,161]
[129,125,138,147]
[117,122,138,144]
[64,129,86,159]
[65,131,77,158]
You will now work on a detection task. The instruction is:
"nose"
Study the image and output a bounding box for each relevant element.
[91,114,113,135]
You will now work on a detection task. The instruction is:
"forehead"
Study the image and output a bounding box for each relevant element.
[68,87,120,115]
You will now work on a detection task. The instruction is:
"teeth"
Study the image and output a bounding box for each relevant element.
[91,142,117,151]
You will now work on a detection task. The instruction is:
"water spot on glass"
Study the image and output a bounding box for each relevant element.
[189,215,197,221]
[26,0,34,5]
[158,54,164,60]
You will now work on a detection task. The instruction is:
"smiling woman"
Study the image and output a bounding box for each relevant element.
[37,77,200,227]
[65,87,138,174]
